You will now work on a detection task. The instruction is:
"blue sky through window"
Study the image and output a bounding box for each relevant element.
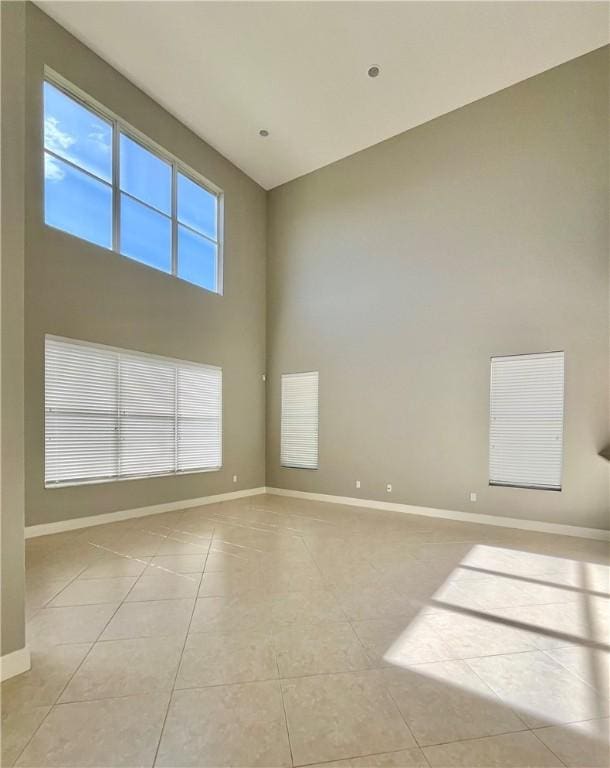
[177,172,217,240]
[121,195,172,273]
[44,82,113,248]
[178,225,217,292]
[44,79,221,293]
[120,134,171,214]
[44,82,112,181]
[45,155,112,248]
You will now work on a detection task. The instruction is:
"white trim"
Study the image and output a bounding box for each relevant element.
[1,646,31,682]
[25,487,266,539]
[25,484,609,541]
[266,487,610,541]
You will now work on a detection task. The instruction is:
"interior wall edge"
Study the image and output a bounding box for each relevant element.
[1,0,27,659]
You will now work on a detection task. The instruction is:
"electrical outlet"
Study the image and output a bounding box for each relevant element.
[355,480,361,489]
[470,492,477,502]
[233,475,238,483]
[386,483,392,493]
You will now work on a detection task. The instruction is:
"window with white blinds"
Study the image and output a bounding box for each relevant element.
[45,336,222,486]
[280,371,319,469]
[489,351,564,490]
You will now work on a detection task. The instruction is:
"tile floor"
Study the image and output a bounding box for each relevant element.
[2,494,609,767]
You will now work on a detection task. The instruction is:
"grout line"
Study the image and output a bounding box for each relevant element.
[151,524,211,767]
[461,656,540,734]
[12,524,180,765]
[417,726,543,752]
[425,599,610,652]
[18,638,610,704]
[15,501,610,766]
[293,743,432,768]
[540,648,608,695]
[382,674,434,750]
[13,602,119,762]
[347,619,380,670]
[25,545,102,619]
[274,642,296,767]
[529,727,570,767]
[25,688,178,709]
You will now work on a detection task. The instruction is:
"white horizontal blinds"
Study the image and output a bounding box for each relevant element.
[45,336,222,486]
[489,351,564,490]
[119,355,176,477]
[281,371,319,469]
[177,366,222,471]
[45,338,119,484]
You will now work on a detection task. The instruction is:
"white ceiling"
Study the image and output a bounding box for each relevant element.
[37,1,609,189]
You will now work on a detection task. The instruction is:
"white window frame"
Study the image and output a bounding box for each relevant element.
[489,350,565,491]
[280,371,319,470]
[45,334,223,487]
[43,67,225,295]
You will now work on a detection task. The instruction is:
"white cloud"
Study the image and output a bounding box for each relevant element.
[88,124,111,154]
[44,116,76,154]
[44,154,65,182]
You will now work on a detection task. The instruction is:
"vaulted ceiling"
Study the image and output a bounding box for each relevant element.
[37,1,610,189]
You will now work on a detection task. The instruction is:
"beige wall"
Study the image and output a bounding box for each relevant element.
[1,0,27,656]
[267,47,610,531]
[17,6,610,533]
[24,5,267,526]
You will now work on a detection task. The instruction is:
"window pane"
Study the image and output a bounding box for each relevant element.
[177,172,217,240]
[44,81,112,182]
[120,194,171,273]
[120,134,171,214]
[177,225,217,292]
[45,153,112,249]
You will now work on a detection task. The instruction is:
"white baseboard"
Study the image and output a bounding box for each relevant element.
[24,484,610,541]
[25,487,267,539]
[1,646,31,681]
[266,487,610,541]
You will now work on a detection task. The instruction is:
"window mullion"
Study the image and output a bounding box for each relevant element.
[174,367,179,473]
[171,163,178,276]
[175,219,218,247]
[116,354,122,479]
[112,121,121,253]
[44,148,112,186]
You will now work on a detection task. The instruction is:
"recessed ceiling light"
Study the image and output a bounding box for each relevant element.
[259,129,269,137]
[367,65,380,78]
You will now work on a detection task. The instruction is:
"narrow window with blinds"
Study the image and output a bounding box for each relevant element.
[489,351,564,491]
[45,336,222,486]
[280,371,319,469]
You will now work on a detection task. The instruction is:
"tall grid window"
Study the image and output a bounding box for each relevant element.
[45,336,222,486]
[43,75,223,294]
